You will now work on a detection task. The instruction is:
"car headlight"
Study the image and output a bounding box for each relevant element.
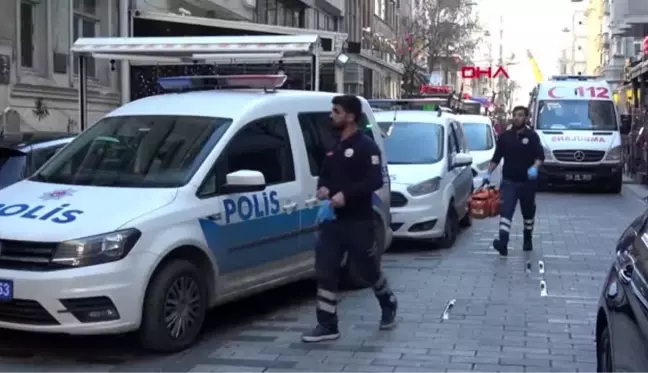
[543,146,554,161]
[475,160,490,171]
[605,146,622,161]
[407,177,441,196]
[52,228,141,267]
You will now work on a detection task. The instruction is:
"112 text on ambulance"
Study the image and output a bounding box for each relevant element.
[460,66,510,80]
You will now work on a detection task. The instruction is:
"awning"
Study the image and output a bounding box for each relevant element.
[70,35,321,62]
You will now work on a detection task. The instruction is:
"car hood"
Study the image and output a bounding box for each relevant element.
[538,130,620,151]
[388,163,443,186]
[0,180,177,242]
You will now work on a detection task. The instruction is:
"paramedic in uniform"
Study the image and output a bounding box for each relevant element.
[483,106,544,257]
[302,95,398,343]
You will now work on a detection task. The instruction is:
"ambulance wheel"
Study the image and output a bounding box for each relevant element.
[609,173,623,194]
[139,260,208,353]
[341,216,385,290]
[437,207,459,249]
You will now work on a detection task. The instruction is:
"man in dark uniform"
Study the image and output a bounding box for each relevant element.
[483,105,544,257]
[302,95,398,343]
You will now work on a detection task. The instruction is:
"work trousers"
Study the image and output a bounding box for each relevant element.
[498,179,537,245]
[315,220,394,329]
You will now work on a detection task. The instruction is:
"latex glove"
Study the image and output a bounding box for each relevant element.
[482,173,491,186]
[316,200,336,223]
[527,166,538,180]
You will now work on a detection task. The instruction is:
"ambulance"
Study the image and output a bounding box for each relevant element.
[529,75,628,193]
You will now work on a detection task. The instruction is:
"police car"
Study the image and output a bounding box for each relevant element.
[529,75,627,192]
[374,110,473,248]
[0,75,391,352]
[455,115,501,189]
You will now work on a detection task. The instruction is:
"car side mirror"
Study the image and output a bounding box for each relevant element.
[220,170,266,194]
[452,153,473,168]
[620,115,631,135]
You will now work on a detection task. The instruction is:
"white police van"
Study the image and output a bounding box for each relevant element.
[0,74,391,352]
[529,75,627,193]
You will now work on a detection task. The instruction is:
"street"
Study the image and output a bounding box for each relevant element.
[0,187,644,372]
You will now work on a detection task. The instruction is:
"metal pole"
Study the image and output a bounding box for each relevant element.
[78,56,88,131]
[497,15,504,105]
[119,0,131,104]
[314,47,320,91]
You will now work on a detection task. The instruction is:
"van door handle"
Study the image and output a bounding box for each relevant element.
[305,197,318,207]
[282,202,298,212]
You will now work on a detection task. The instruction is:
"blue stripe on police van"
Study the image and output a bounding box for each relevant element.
[198,192,384,275]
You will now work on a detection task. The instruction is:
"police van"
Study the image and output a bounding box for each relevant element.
[0,74,391,352]
[529,75,628,192]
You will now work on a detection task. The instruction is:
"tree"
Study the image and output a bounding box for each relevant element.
[397,0,481,97]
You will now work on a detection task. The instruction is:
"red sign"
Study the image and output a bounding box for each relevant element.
[550,136,606,143]
[548,86,610,99]
[643,36,648,56]
[460,66,509,80]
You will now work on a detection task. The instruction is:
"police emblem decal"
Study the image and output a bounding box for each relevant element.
[522,138,529,145]
[344,148,354,157]
[40,188,76,201]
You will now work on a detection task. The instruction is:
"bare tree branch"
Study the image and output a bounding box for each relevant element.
[396,0,481,96]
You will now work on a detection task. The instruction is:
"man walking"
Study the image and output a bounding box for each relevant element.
[483,105,544,256]
[302,95,398,343]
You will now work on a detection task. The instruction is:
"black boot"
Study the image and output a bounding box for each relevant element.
[523,231,533,252]
[378,293,398,330]
[492,238,508,256]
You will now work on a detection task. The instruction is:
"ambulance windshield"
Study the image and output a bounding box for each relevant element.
[537,100,617,131]
[31,115,232,188]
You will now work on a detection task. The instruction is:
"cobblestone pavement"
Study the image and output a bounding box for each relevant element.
[0,187,646,372]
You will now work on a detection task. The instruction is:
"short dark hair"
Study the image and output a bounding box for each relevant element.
[512,106,529,116]
[332,95,362,123]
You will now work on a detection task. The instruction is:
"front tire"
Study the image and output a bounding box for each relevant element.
[437,207,459,249]
[139,260,208,353]
[341,216,385,289]
[597,326,613,372]
[609,172,623,194]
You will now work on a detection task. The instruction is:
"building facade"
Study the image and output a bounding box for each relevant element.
[1,0,121,132]
[4,0,404,133]
[601,0,648,88]
[558,6,588,76]
[584,0,605,75]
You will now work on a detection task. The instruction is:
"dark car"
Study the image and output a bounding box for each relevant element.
[596,208,648,371]
[0,132,75,189]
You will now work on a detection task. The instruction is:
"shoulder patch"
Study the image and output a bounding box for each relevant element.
[371,155,380,165]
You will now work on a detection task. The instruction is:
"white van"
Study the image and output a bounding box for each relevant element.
[529,75,626,193]
[374,111,473,248]
[0,76,392,352]
[455,115,501,189]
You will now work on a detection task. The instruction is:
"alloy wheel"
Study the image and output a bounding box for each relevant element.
[164,275,202,339]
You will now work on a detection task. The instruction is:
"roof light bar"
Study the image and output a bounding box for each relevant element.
[191,52,284,61]
[90,53,184,62]
[158,74,288,91]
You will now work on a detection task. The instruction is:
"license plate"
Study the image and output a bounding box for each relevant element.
[565,174,592,181]
[0,280,13,301]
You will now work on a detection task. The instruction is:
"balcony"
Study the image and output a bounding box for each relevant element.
[613,0,648,37]
[598,32,610,50]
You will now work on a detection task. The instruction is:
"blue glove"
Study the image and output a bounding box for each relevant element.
[316,200,336,223]
[527,166,538,180]
[482,173,491,185]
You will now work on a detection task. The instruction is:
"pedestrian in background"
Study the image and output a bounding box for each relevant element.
[483,105,544,256]
[302,95,398,343]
